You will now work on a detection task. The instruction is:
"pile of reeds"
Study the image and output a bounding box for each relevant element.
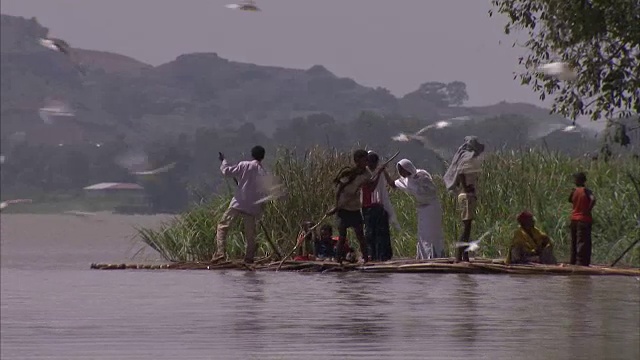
[136,147,640,267]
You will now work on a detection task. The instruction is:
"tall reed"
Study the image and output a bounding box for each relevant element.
[137,147,640,266]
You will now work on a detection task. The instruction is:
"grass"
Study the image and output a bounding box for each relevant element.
[137,147,640,267]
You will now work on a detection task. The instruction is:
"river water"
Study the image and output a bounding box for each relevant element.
[1,213,639,360]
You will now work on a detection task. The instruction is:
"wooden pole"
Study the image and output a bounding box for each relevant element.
[610,238,640,267]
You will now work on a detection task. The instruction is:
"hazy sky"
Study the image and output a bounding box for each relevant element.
[1,0,603,129]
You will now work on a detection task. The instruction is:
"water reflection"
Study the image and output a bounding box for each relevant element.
[451,274,479,346]
[231,272,267,335]
[327,274,392,345]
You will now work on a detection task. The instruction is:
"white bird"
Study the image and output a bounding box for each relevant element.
[39,37,71,55]
[392,116,471,143]
[0,199,33,211]
[537,62,578,81]
[131,162,177,176]
[254,174,286,205]
[226,0,261,11]
[64,210,97,217]
[0,155,5,164]
[39,101,75,125]
[454,228,493,253]
[562,125,578,133]
[38,37,86,74]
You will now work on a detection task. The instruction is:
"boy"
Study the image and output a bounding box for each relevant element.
[314,224,336,260]
[327,149,384,264]
[212,145,267,264]
[294,221,315,261]
[569,172,596,266]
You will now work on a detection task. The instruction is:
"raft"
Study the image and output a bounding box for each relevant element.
[89,258,640,277]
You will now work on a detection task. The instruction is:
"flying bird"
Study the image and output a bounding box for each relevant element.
[454,228,494,253]
[254,174,286,205]
[131,162,177,176]
[64,210,97,217]
[39,37,71,55]
[226,0,261,11]
[392,120,453,142]
[38,37,86,75]
[0,199,33,211]
[38,100,75,125]
[392,116,473,160]
[537,62,578,81]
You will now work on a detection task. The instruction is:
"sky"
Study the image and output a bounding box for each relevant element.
[0,0,604,130]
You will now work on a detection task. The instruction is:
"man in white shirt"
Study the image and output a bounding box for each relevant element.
[212,145,267,264]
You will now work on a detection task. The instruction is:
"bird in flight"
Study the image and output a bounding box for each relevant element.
[226,0,261,11]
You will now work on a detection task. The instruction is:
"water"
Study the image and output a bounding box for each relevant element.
[1,214,639,360]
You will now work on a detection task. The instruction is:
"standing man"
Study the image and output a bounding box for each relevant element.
[327,149,385,264]
[569,172,596,266]
[362,151,400,261]
[443,136,485,262]
[212,145,267,264]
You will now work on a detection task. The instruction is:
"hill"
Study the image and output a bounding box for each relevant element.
[1,13,599,147]
[4,13,633,212]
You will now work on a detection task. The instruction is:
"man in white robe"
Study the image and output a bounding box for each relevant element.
[387,158,445,259]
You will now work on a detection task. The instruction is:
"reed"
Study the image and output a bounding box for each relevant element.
[137,147,640,266]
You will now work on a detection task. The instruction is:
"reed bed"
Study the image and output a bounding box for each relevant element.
[137,147,640,267]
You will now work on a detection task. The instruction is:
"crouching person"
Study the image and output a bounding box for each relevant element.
[506,211,557,265]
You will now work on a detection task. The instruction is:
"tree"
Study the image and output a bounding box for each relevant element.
[489,0,639,128]
[445,81,470,106]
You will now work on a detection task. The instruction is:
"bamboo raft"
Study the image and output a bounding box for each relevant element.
[90,258,640,277]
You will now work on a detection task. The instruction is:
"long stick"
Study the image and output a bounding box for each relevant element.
[259,221,283,260]
[276,214,328,271]
[610,238,640,267]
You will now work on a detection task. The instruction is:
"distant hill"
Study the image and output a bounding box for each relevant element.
[0,13,605,154]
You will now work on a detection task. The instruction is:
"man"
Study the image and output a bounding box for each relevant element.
[569,172,596,266]
[443,136,485,262]
[388,158,445,259]
[327,149,385,264]
[506,211,557,265]
[212,145,267,264]
[362,151,400,261]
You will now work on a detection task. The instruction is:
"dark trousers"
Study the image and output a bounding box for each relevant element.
[570,220,592,266]
[336,209,367,261]
[363,204,392,261]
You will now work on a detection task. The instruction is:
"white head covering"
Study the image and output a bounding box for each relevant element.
[395,158,437,206]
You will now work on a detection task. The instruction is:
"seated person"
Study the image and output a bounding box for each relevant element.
[314,224,336,260]
[506,211,557,265]
[332,234,356,263]
[294,221,315,261]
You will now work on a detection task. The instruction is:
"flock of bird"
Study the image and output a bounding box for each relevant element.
[1,0,581,218]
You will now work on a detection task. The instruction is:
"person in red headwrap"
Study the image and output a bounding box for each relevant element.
[506,211,557,265]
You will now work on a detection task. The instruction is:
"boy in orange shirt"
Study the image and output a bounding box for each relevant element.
[568,172,596,266]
